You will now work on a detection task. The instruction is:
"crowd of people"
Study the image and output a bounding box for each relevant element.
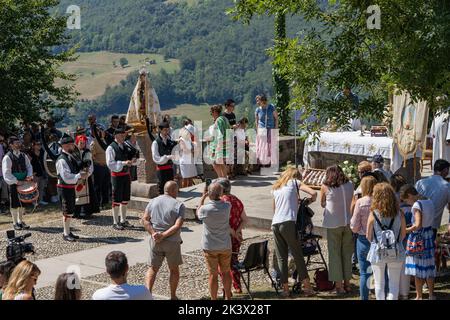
[0,177,248,300]
[269,156,449,300]
[0,157,449,300]
[0,94,272,240]
[1,94,449,300]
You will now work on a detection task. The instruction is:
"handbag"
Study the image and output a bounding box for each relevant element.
[405,201,425,256]
[314,268,335,291]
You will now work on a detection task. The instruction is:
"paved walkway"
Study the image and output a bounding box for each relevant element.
[34,224,268,290]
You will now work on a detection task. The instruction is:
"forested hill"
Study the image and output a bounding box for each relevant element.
[56,0,308,126]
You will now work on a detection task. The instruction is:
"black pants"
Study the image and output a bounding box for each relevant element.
[111,174,131,204]
[8,184,20,209]
[58,187,76,217]
[94,164,110,206]
[157,168,174,195]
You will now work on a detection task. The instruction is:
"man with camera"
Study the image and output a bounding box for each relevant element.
[106,127,136,230]
[1,136,33,231]
[56,133,89,242]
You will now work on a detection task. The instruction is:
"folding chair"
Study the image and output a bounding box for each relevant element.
[233,240,279,300]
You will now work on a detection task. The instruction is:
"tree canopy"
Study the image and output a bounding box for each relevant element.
[0,0,77,132]
[230,0,450,138]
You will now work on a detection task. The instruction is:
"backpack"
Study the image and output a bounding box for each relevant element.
[314,268,335,291]
[373,213,401,262]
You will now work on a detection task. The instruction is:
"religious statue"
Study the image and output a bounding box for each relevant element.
[126,68,161,135]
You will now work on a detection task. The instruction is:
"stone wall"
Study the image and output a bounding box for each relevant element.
[200,136,305,177]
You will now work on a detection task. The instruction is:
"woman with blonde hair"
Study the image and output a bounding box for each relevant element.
[2,260,41,300]
[366,182,406,300]
[350,175,377,300]
[271,167,317,297]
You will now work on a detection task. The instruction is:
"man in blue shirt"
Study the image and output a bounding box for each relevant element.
[415,159,450,236]
[334,86,361,131]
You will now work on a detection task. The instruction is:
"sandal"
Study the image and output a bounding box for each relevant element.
[334,288,346,295]
[302,289,316,297]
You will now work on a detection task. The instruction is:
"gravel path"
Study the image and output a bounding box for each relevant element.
[1,209,154,261]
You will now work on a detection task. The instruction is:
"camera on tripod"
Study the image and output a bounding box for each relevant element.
[6,230,34,264]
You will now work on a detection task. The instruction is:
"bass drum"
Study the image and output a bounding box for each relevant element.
[43,142,61,178]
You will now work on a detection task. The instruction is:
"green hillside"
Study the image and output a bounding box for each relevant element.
[60,51,179,100]
[55,0,308,127]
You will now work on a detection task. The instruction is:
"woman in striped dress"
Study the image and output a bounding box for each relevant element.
[400,185,436,300]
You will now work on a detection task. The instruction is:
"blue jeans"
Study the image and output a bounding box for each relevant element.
[356,235,372,300]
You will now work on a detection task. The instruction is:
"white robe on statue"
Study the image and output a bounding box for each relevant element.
[430,112,450,164]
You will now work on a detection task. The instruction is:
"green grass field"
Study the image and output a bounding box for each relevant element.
[163,104,214,127]
[59,51,180,100]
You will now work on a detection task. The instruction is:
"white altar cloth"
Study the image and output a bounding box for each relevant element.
[303,131,419,173]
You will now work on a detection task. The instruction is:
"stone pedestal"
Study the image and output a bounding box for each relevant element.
[130,134,158,201]
[135,134,156,183]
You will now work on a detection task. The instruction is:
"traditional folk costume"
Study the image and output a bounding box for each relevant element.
[56,134,83,242]
[1,137,33,230]
[106,127,136,230]
[73,135,100,218]
[151,122,178,195]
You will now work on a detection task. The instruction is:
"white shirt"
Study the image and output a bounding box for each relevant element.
[415,175,450,228]
[92,284,153,300]
[56,151,81,185]
[322,182,354,229]
[106,142,127,173]
[1,150,33,185]
[271,179,301,225]
[412,200,435,229]
[151,135,172,165]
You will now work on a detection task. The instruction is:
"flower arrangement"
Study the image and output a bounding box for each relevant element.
[339,160,360,189]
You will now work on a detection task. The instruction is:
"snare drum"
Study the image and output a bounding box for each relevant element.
[17,182,39,204]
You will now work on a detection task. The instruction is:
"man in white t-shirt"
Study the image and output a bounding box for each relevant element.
[92,251,153,300]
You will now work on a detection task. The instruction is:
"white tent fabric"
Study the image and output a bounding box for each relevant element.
[430,112,450,164]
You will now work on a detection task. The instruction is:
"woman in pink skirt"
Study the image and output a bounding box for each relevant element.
[255,94,278,167]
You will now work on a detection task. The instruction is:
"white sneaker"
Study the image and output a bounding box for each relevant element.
[39,201,49,206]
[50,196,59,203]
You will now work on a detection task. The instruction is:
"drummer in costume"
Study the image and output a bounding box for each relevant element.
[1,136,33,230]
[151,121,178,195]
[106,127,136,230]
[56,134,88,242]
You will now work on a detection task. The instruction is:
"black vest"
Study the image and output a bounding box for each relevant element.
[7,151,27,174]
[111,141,130,173]
[124,140,138,160]
[156,135,176,166]
[57,152,80,185]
